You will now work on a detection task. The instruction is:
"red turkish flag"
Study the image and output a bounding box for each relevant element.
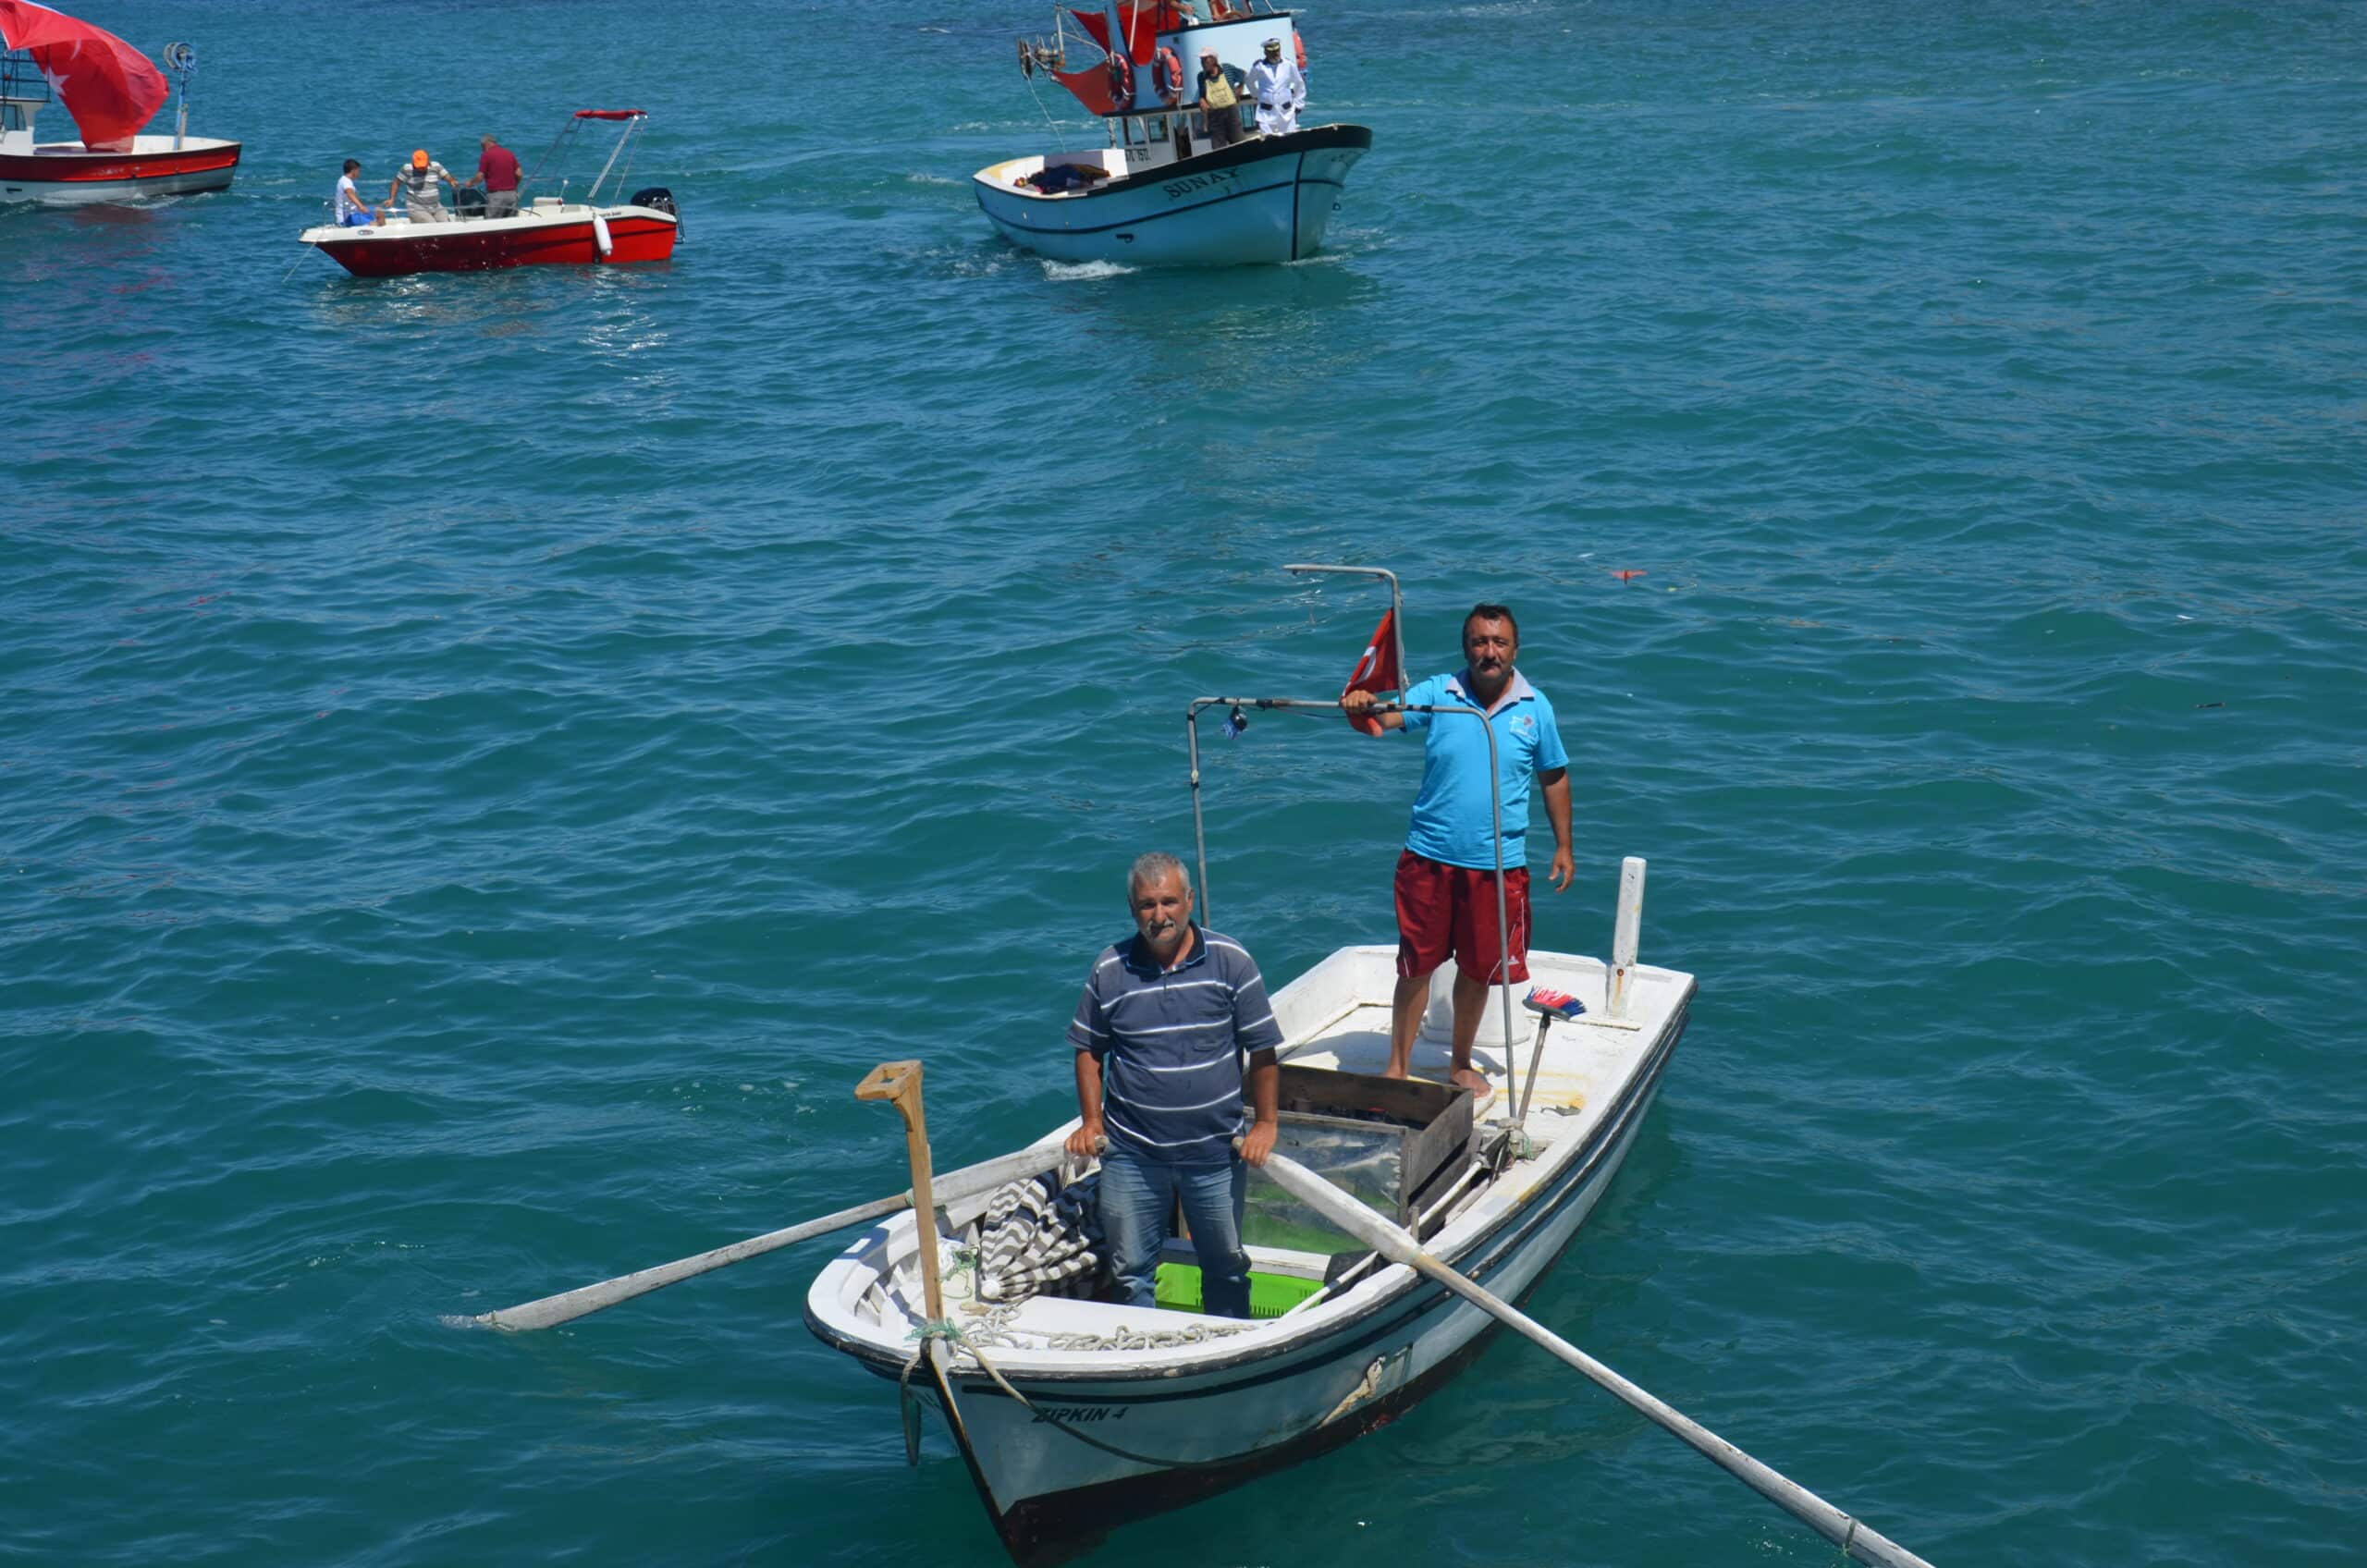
[0,1,168,153]
[1340,607,1402,736]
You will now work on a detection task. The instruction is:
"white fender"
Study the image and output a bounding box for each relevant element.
[590,211,613,259]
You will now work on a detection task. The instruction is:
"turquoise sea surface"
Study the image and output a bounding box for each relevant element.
[5,1,2362,1563]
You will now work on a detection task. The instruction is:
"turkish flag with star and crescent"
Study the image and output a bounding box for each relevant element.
[1340,607,1402,736]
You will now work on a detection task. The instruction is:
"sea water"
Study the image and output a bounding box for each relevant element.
[3,1,2361,1563]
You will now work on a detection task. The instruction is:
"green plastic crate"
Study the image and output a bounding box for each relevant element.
[1154,1262,1324,1318]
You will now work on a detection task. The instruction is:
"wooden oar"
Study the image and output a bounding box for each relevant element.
[856,1060,977,1464]
[1248,1146,1941,1568]
[468,1135,1067,1332]
[854,1059,944,1322]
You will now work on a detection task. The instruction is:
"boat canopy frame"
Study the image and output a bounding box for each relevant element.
[518,108,651,207]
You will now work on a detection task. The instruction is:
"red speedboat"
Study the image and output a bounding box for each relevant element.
[298,110,679,278]
[0,3,239,203]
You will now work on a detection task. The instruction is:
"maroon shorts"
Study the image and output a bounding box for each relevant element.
[1393,850,1530,985]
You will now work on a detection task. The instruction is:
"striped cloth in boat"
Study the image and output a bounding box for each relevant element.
[975,1171,1105,1303]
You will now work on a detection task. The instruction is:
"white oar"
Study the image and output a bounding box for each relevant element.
[1250,1147,1941,1568]
[465,1138,1069,1332]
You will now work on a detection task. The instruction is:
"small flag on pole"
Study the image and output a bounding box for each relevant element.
[1341,607,1402,736]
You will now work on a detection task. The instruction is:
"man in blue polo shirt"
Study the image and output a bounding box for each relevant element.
[1063,851,1282,1317]
[1343,603,1573,1096]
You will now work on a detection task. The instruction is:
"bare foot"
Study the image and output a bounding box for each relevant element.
[1449,1066,1492,1096]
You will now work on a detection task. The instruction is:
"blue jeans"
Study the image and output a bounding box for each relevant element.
[1098,1150,1251,1318]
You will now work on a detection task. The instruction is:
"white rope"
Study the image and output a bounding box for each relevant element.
[958,1297,1250,1354]
[1023,67,1072,152]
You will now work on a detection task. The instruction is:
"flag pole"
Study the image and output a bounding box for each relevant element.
[1282,563,1404,685]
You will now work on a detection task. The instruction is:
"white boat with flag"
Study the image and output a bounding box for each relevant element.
[0,2,238,204]
[975,2,1368,265]
[469,570,1944,1568]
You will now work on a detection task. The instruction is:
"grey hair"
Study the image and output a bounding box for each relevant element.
[1126,851,1192,900]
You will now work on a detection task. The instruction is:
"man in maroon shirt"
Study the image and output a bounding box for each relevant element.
[463,134,522,219]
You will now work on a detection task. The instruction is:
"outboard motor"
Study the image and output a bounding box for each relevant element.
[625,186,679,239]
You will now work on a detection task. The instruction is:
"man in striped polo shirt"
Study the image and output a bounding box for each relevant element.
[1063,851,1282,1317]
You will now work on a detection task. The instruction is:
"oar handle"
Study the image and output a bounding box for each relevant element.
[1245,1152,1939,1568]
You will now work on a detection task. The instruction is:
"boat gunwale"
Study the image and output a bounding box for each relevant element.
[295,203,677,248]
[803,975,1693,1390]
[971,120,1372,204]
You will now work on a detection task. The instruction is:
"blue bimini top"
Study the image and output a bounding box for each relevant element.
[1397,668,1569,870]
[1066,925,1284,1167]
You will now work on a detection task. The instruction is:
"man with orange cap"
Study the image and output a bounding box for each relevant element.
[386,149,459,224]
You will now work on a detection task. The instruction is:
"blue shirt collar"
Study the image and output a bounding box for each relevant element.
[1442,667,1536,717]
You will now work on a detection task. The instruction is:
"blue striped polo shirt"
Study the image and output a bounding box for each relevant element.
[1067,925,1284,1167]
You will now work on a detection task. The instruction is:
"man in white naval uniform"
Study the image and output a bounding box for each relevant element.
[1247,35,1305,136]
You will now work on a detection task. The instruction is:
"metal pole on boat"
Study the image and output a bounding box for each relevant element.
[1275,567,1508,1072]
[162,43,193,150]
[1480,699,1518,1087]
[1282,562,1408,722]
[1247,1147,1944,1568]
[585,112,644,205]
[1184,693,1515,1081]
[1608,855,1645,1021]
[1186,702,1214,924]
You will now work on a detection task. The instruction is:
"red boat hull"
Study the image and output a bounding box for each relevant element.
[311,212,678,277]
[0,139,240,201]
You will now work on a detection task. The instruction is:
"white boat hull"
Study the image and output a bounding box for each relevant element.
[808,943,1696,1562]
[973,124,1370,267]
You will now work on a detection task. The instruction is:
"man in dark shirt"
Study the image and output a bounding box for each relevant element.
[463,134,523,219]
[1064,851,1281,1317]
[1196,49,1245,150]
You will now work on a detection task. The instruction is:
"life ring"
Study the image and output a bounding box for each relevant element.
[1153,45,1184,106]
[1295,32,1307,72]
[1106,53,1134,113]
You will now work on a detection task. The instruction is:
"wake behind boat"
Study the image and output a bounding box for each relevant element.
[296,110,678,278]
[976,3,1368,265]
[0,4,238,203]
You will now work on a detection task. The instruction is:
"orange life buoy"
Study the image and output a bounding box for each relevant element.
[1107,53,1135,113]
[1153,45,1184,106]
[1295,32,1307,72]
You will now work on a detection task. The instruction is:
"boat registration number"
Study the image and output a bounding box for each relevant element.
[1031,1404,1128,1424]
[1162,168,1241,201]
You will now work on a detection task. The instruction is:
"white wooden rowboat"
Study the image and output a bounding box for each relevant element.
[803,918,1696,1562]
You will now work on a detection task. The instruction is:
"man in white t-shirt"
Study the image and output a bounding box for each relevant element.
[334,160,382,227]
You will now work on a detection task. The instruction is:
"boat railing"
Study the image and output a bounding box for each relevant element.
[1,51,53,127]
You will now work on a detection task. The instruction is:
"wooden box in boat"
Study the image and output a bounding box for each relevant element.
[1247,1063,1472,1248]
